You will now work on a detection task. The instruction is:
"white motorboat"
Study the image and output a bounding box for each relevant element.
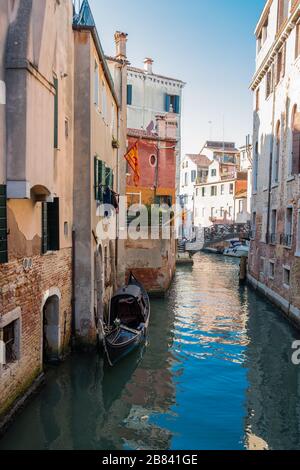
[223,240,249,258]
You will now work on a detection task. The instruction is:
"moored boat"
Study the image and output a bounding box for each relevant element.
[103,273,150,366]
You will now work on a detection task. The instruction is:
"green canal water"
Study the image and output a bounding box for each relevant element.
[1,253,300,450]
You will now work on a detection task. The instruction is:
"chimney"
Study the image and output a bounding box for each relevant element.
[115,31,128,60]
[144,58,153,74]
[156,113,178,140]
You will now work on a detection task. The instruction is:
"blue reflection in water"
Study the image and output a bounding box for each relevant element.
[1,253,300,450]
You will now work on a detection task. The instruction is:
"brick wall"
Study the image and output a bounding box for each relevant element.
[0,248,72,417]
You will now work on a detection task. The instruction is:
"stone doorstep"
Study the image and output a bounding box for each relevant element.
[247,274,300,331]
[0,373,45,437]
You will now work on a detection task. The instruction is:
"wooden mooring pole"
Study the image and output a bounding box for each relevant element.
[239,256,247,284]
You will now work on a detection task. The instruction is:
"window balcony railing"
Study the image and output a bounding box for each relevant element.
[280,233,293,247]
[269,233,277,244]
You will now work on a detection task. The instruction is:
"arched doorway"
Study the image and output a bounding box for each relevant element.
[43,295,60,364]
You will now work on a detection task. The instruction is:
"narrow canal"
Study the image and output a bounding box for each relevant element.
[1,253,300,450]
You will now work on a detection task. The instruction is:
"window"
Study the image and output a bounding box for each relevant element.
[191,170,196,182]
[276,46,286,84]
[266,68,273,98]
[54,77,58,148]
[94,62,99,107]
[283,266,291,287]
[221,184,225,195]
[211,186,217,196]
[42,198,60,254]
[211,169,217,177]
[1,318,20,366]
[102,81,107,120]
[94,157,106,202]
[253,142,258,192]
[260,257,265,275]
[127,84,133,106]
[165,94,180,114]
[238,200,243,213]
[202,208,205,217]
[155,195,172,207]
[296,23,300,58]
[269,261,275,279]
[252,211,257,238]
[184,172,188,186]
[202,187,206,197]
[283,207,293,247]
[256,88,260,112]
[291,105,300,175]
[229,183,234,195]
[273,121,280,183]
[149,154,157,167]
[211,207,215,219]
[0,185,8,264]
[270,209,277,243]
[229,206,233,217]
[278,0,289,31]
[220,207,225,218]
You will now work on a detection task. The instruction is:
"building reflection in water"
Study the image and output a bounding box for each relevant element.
[244,288,300,450]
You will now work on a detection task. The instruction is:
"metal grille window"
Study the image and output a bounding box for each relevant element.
[3,322,16,364]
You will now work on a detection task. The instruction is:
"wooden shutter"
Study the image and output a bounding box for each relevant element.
[54,78,58,148]
[94,157,99,200]
[127,85,132,105]
[47,198,60,251]
[165,94,171,112]
[0,185,8,264]
[41,202,48,254]
[97,160,106,202]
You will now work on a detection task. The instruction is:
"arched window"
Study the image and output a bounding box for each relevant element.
[291,104,300,175]
[273,121,280,183]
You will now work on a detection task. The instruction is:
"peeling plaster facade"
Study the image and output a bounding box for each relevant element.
[0,0,74,423]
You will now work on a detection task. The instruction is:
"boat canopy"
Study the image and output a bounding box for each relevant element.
[110,285,147,326]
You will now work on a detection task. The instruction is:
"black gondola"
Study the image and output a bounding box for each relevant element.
[103,273,150,366]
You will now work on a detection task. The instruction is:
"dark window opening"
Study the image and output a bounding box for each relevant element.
[3,321,17,364]
[165,94,180,114]
[127,84,133,105]
[42,198,60,253]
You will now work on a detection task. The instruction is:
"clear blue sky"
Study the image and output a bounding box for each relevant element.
[89,0,266,154]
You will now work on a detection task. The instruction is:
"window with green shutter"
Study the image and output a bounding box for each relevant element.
[0,185,8,264]
[41,198,60,253]
[94,157,106,202]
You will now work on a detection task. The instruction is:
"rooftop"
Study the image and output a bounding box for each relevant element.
[186,154,211,167]
[127,65,185,85]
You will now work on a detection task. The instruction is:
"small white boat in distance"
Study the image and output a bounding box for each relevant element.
[223,240,249,258]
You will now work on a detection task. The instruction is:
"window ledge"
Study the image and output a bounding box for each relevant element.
[271,183,279,189]
[0,361,20,378]
[287,176,295,183]
[283,284,290,290]
[295,251,300,258]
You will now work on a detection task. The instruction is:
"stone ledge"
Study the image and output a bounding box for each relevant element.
[247,273,300,330]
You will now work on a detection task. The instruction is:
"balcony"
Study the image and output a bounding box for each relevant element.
[280,233,293,248]
[269,233,278,245]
